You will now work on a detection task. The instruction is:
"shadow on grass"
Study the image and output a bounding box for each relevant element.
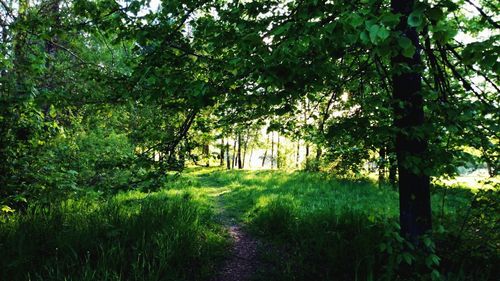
[0,191,228,281]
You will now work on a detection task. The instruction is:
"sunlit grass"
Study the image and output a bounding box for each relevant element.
[0,188,228,281]
[1,168,496,281]
[174,168,497,281]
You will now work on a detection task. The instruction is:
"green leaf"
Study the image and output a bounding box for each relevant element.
[360,31,370,44]
[67,170,79,176]
[431,254,440,265]
[1,205,15,213]
[427,7,444,22]
[402,252,413,265]
[377,27,390,40]
[398,37,412,49]
[380,12,400,27]
[49,105,57,118]
[369,24,380,43]
[408,11,423,27]
[273,22,292,36]
[432,21,457,43]
[398,37,415,58]
[402,45,416,58]
[431,270,441,281]
[348,14,364,28]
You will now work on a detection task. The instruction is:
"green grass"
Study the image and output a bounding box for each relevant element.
[1,167,497,281]
[174,168,498,281]
[0,189,228,281]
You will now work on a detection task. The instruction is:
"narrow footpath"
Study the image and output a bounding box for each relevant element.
[212,192,260,281]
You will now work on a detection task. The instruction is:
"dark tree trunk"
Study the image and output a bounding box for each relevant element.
[305,143,310,166]
[237,132,243,169]
[226,139,231,170]
[220,138,225,166]
[315,147,322,162]
[391,0,432,241]
[203,143,210,167]
[277,134,280,169]
[232,138,237,169]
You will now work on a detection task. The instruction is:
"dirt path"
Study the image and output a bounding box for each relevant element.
[212,193,260,281]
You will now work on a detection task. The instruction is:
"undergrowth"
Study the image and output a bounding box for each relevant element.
[0,190,227,281]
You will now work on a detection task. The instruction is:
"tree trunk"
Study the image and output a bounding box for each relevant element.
[226,139,231,170]
[203,143,210,167]
[220,138,225,166]
[232,138,237,169]
[277,134,280,169]
[315,147,322,162]
[305,143,310,166]
[391,0,432,241]
[237,132,243,169]
[271,132,275,169]
[262,133,270,167]
[303,99,310,167]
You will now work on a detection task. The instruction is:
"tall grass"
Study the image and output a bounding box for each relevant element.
[183,168,498,281]
[0,191,227,281]
[1,168,497,281]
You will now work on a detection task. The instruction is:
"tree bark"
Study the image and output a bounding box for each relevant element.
[232,137,237,169]
[271,132,275,169]
[220,138,225,166]
[203,143,210,166]
[391,0,432,241]
[237,132,242,169]
[226,139,231,170]
[315,147,322,162]
[277,134,280,169]
[305,143,310,166]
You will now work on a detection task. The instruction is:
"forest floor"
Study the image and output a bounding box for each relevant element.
[181,167,492,281]
[212,192,260,281]
[2,167,495,281]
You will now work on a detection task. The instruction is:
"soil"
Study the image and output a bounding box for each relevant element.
[212,194,260,281]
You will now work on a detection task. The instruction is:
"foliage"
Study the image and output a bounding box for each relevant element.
[0,0,498,279]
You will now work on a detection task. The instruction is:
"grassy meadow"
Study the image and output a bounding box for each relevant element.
[1,168,498,281]
[0,188,228,281]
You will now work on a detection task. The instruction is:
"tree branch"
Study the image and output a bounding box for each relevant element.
[464,0,499,29]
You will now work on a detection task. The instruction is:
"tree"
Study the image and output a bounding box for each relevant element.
[391,0,431,241]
